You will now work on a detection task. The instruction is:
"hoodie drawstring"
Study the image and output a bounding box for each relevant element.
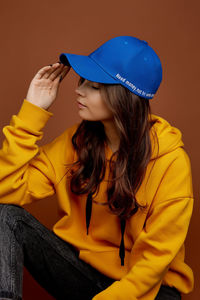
[85,193,126,266]
[119,218,126,266]
[86,192,93,235]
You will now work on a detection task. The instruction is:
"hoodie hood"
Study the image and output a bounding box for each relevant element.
[150,114,184,160]
[105,113,184,161]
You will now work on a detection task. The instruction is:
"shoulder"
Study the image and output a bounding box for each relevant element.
[154,147,193,202]
[150,145,193,186]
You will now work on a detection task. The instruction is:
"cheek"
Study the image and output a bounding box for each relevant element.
[79,97,113,121]
[92,97,113,118]
[91,104,113,121]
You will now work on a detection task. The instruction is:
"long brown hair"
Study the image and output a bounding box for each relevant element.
[68,77,158,220]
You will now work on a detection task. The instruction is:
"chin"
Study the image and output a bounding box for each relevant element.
[78,112,100,121]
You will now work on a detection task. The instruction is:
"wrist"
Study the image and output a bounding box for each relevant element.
[26,99,49,111]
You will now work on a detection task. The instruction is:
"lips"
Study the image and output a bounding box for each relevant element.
[77,101,87,107]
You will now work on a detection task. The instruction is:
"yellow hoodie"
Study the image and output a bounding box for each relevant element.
[0,99,194,300]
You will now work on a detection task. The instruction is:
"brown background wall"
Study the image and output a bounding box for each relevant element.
[0,0,199,299]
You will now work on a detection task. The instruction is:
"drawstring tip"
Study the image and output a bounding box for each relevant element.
[86,192,93,236]
[119,218,126,267]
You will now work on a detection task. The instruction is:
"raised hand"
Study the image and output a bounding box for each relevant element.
[26,62,71,110]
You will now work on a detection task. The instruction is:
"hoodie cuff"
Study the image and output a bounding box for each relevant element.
[17,99,53,132]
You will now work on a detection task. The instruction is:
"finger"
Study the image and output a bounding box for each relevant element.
[34,65,52,80]
[43,62,62,79]
[59,66,71,81]
[35,63,60,80]
[54,66,71,84]
[48,64,68,81]
[43,63,64,81]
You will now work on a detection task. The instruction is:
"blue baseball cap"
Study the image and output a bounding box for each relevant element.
[59,36,162,99]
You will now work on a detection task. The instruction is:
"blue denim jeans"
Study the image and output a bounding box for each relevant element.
[0,204,181,300]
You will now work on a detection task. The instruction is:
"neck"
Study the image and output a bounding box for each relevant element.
[102,119,120,153]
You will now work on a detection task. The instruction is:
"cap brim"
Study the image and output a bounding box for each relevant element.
[59,53,118,84]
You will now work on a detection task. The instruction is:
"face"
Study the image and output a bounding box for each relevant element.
[75,79,113,122]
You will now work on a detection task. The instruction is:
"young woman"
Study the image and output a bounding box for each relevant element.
[0,36,194,300]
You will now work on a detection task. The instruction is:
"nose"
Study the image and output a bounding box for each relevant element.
[75,79,89,96]
[75,84,85,97]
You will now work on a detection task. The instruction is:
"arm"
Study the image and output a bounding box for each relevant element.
[0,99,56,206]
[0,62,71,206]
[93,150,194,300]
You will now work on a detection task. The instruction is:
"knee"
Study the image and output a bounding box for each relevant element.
[0,203,25,225]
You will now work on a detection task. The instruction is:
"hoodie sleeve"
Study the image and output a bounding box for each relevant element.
[0,99,56,206]
[92,150,194,300]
